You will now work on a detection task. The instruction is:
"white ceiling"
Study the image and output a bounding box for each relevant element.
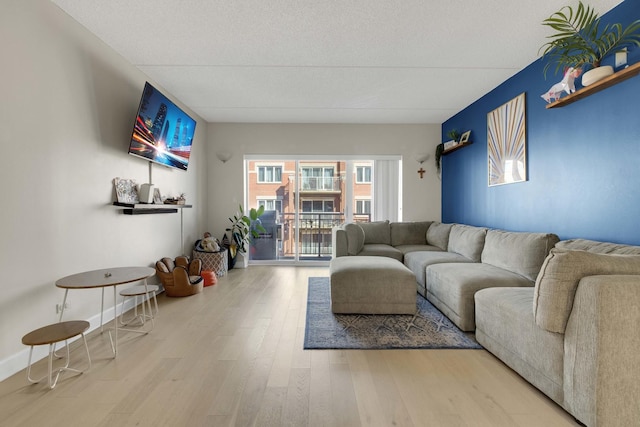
[52,0,622,124]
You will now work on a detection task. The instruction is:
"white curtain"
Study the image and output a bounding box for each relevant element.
[373,159,401,222]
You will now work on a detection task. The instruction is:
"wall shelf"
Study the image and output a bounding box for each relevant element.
[113,202,192,215]
[442,141,472,155]
[546,62,640,109]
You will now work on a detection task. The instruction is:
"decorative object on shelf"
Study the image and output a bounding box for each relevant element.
[446,129,461,143]
[113,177,139,204]
[226,205,266,256]
[539,1,640,86]
[459,130,471,144]
[546,61,640,108]
[164,193,186,205]
[488,93,527,187]
[541,67,582,103]
[216,151,233,163]
[153,188,163,204]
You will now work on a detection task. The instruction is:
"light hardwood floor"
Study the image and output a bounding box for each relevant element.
[0,266,579,426]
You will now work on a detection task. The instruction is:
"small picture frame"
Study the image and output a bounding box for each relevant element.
[153,188,163,204]
[460,131,471,143]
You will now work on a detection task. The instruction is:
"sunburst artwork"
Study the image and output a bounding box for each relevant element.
[487,93,527,186]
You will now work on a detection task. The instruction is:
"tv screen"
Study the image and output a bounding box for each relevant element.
[128,82,197,171]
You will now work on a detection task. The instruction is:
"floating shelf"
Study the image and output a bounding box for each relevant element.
[546,62,640,109]
[113,202,192,215]
[442,141,472,155]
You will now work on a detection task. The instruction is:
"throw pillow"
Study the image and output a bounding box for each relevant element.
[426,222,453,251]
[344,223,365,255]
[533,249,640,334]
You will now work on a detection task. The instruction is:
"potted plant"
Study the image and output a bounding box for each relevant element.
[226,204,266,268]
[436,129,461,174]
[540,1,640,85]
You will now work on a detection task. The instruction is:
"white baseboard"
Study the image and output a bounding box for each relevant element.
[0,291,159,382]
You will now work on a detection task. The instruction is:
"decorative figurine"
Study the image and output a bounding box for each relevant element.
[541,67,582,103]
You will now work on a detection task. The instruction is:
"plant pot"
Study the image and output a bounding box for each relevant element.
[235,252,249,269]
[582,65,614,86]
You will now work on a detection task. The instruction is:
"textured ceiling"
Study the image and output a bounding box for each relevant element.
[52,0,623,124]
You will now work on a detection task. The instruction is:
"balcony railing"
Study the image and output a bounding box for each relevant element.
[279,212,372,258]
[299,177,341,192]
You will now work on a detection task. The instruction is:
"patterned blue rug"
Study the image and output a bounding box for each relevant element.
[304,277,482,350]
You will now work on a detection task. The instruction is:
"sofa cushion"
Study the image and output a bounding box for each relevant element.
[395,244,442,256]
[533,249,640,333]
[481,230,559,281]
[447,224,487,262]
[555,239,640,255]
[475,287,564,404]
[404,250,473,287]
[359,244,403,262]
[359,220,391,245]
[390,221,432,246]
[426,222,453,251]
[427,262,533,331]
[344,223,365,255]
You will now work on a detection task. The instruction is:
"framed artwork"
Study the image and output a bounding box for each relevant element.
[153,188,163,204]
[460,130,471,143]
[113,178,139,204]
[487,93,527,186]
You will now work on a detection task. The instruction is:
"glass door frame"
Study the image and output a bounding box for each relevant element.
[244,154,397,266]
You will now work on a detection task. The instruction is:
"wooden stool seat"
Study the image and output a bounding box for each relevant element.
[22,320,91,389]
[119,285,159,329]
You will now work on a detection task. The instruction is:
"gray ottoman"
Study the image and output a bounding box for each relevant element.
[329,256,417,314]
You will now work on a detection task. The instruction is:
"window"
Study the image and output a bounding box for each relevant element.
[258,166,282,183]
[258,199,282,213]
[356,199,371,214]
[302,200,334,212]
[356,166,371,183]
[301,167,335,190]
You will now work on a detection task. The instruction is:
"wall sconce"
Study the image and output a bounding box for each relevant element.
[414,153,430,164]
[216,151,232,163]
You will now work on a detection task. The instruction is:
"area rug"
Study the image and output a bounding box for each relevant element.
[304,277,482,350]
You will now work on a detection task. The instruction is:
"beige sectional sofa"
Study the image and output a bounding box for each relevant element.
[333,220,558,331]
[332,221,640,426]
[476,239,640,427]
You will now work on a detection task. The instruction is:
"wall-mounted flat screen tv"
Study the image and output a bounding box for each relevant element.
[128,82,197,171]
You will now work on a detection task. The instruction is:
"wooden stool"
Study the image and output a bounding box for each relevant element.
[119,284,159,329]
[21,320,91,389]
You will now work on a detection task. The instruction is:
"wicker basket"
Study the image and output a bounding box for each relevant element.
[192,248,228,277]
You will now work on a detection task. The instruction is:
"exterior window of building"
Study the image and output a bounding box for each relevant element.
[257,199,282,213]
[302,200,334,212]
[356,166,372,183]
[258,166,282,183]
[301,167,335,190]
[356,199,371,214]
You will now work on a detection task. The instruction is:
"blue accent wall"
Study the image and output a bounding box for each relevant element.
[442,0,640,245]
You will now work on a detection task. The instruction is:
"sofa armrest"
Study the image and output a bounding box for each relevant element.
[563,275,640,427]
[332,226,348,258]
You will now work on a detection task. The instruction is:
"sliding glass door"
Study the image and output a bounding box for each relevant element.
[246,156,386,264]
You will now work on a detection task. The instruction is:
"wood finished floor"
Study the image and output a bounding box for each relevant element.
[0,266,579,427]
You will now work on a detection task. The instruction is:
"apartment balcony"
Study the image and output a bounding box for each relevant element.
[298,177,342,193]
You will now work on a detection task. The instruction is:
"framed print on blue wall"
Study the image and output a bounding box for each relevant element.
[487,93,527,186]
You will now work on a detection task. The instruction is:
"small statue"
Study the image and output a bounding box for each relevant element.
[541,67,582,103]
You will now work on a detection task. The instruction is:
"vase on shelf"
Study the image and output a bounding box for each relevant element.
[582,65,614,86]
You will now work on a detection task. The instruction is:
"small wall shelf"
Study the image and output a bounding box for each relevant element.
[113,202,192,215]
[546,62,640,109]
[442,141,472,155]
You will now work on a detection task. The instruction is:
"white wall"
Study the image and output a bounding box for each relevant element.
[0,0,206,379]
[206,123,441,238]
